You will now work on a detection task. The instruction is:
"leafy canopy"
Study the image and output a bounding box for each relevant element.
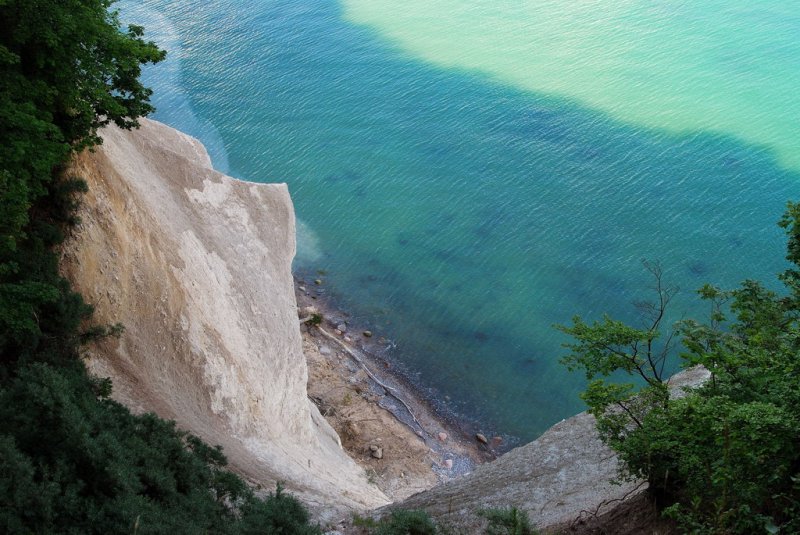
[0,1,320,533]
[0,0,165,370]
[558,203,800,534]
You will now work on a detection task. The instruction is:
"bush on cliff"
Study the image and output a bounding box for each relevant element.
[0,0,164,373]
[373,510,438,535]
[559,204,800,533]
[0,1,318,533]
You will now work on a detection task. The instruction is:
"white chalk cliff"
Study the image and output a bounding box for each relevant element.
[61,119,388,518]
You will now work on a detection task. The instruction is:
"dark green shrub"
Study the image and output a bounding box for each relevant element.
[558,203,800,533]
[0,2,321,534]
[352,513,380,529]
[375,510,438,535]
[479,508,537,535]
[238,484,321,535]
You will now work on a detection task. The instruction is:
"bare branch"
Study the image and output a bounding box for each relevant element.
[615,400,643,429]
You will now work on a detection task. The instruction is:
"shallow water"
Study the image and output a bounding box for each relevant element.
[119,0,800,443]
[344,0,800,169]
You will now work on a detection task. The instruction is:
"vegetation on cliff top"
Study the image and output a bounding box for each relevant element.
[353,507,538,535]
[0,1,318,532]
[560,205,800,533]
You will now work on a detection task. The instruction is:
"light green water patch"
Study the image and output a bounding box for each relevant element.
[342,0,800,169]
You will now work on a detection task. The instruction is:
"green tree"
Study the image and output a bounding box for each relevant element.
[0,363,321,533]
[0,2,322,533]
[0,0,165,371]
[480,507,538,535]
[373,510,438,535]
[558,204,800,533]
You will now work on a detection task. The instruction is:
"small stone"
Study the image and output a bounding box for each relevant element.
[363,330,373,338]
[314,279,322,285]
[444,459,453,470]
[476,433,488,445]
[298,286,306,292]
[370,446,383,459]
[438,432,448,442]
[344,336,352,343]
[319,345,331,356]
[492,436,503,447]
[336,323,347,333]
[334,329,342,335]
[369,445,379,452]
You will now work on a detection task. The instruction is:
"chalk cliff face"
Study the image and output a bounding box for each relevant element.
[61,119,388,517]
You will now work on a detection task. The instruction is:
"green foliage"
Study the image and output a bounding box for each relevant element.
[237,484,321,535]
[2,363,227,533]
[80,321,125,343]
[1,0,166,148]
[778,201,800,297]
[0,0,164,372]
[479,507,538,535]
[363,508,537,535]
[0,1,321,533]
[373,510,438,535]
[352,512,380,529]
[0,362,320,533]
[557,205,800,533]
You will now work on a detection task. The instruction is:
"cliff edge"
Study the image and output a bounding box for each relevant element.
[61,119,388,518]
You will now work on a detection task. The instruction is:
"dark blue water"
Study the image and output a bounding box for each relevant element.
[119,0,800,444]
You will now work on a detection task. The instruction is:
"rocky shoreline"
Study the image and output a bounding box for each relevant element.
[295,273,499,503]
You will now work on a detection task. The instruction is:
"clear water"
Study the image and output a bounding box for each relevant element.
[118,0,800,444]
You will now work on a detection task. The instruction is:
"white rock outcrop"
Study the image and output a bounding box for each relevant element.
[61,119,388,518]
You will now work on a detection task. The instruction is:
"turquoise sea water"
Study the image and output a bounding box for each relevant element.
[119,0,800,444]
